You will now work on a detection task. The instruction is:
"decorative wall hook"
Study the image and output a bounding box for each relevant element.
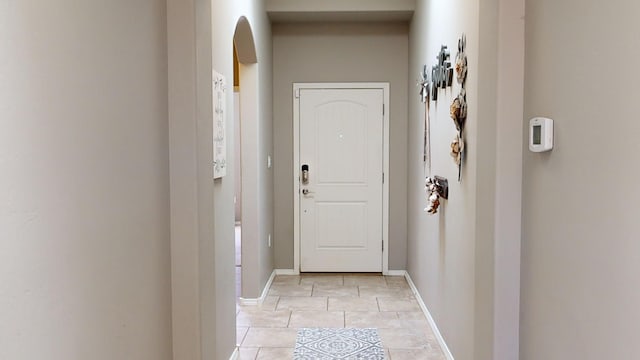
[424,176,449,215]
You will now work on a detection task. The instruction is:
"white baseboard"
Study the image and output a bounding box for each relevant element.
[402,271,455,360]
[238,270,276,306]
[275,268,299,275]
[228,347,239,360]
[385,269,407,276]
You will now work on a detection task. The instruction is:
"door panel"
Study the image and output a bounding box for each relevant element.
[316,202,367,249]
[316,103,367,184]
[299,88,383,272]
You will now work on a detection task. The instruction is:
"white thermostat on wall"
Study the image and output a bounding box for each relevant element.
[529,117,554,152]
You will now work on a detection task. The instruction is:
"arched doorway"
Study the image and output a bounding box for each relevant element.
[232,16,258,301]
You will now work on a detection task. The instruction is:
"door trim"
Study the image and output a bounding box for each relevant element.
[293,82,390,274]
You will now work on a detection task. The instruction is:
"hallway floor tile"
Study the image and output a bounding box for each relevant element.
[236,274,446,359]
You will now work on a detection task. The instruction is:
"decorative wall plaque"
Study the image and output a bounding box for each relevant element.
[213,70,227,179]
[431,45,454,101]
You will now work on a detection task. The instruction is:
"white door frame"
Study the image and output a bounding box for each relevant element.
[293,82,390,275]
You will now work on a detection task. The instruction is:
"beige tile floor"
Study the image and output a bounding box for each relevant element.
[236,273,446,360]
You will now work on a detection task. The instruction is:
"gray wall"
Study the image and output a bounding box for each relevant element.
[407,1,480,357]
[272,22,409,270]
[521,0,640,358]
[169,0,276,357]
[1,1,273,359]
[0,1,172,359]
[490,0,525,358]
[407,0,524,358]
[209,0,274,355]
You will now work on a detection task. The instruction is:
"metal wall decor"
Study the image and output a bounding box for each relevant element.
[450,34,468,181]
[417,38,468,215]
[417,65,431,169]
[418,64,431,103]
[417,45,455,171]
[430,45,454,101]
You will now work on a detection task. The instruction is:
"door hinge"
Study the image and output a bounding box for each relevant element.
[382,241,384,252]
[295,89,300,99]
[382,103,385,115]
[382,172,385,184]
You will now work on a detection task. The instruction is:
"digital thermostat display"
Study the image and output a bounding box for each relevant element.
[532,125,542,145]
[529,117,553,152]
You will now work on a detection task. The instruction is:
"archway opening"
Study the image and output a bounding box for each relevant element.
[232,16,258,302]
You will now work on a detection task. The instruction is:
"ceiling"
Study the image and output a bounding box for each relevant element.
[266,0,416,23]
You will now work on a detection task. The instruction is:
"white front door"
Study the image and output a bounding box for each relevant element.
[298,87,384,272]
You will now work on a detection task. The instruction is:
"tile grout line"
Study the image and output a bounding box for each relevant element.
[386,348,393,360]
[342,311,345,328]
[274,296,281,311]
[238,326,249,348]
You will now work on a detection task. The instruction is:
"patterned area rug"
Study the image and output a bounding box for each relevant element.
[294,328,385,360]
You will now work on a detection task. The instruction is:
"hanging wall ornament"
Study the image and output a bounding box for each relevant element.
[424,177,441,214]
[424,176,449,215]
[417,65,432,170]
[455,34,468,85]
[450,88,467,133]
[451,33,469,182]
[450,133,464,168]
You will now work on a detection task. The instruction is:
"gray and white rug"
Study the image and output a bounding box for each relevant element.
[294,328,385,360]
